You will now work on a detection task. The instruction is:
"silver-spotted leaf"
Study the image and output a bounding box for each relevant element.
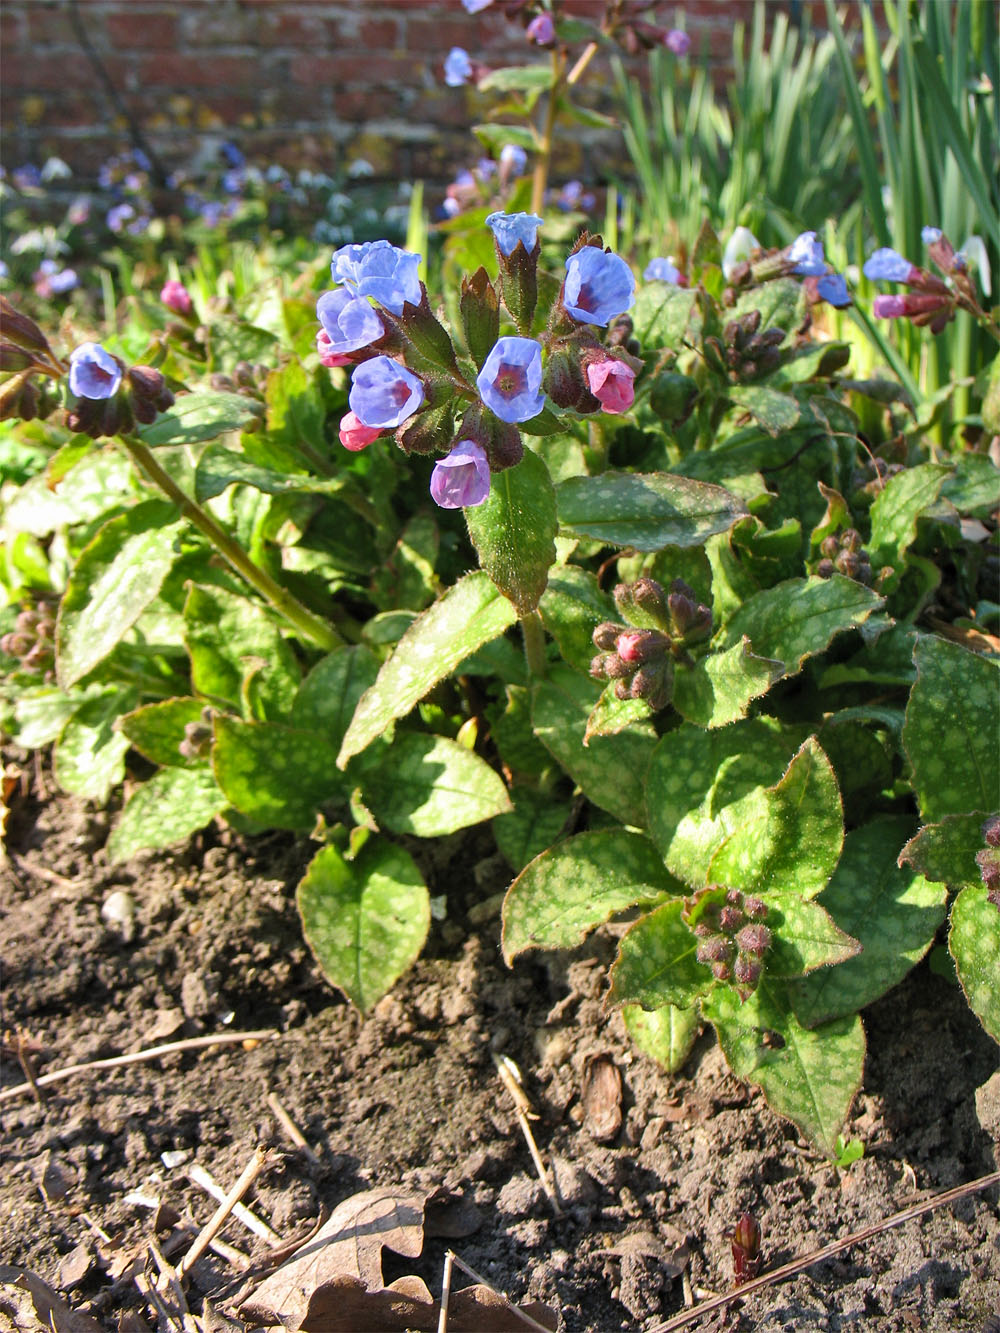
[107,766,227,863]
[465,449,557,615]
[213,717,343,829]
[556,471,747,552]
[949,885,1000,1043]
[624,1002,701,1074]
[723,575,883,677]
[607,899,713,1009]
[672,637,783,729]
[356,732,511,837]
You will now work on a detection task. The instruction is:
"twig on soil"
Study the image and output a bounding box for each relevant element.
[176,1146,272,1279]
[13,1030,44,1104]
[0,1029,279,1104]
[437,1248,455,1333]
[125,1192,249,1267]
[443,1250,556,1333]
[493,1054,563,1218]
[187,1163,281,1246]
[647,1169,1000,1332]
[266,1090,321,1164]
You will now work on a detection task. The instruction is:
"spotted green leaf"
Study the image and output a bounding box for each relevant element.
[184,584,300,722]
[898,812,986,887]
[788,818,949,1027]
[212,716,343,829]
[356,732,511,837]
[52,688,137,802]
[338,572,518,767]
[194,444,351,503]
[624,1002,701,1074]
[707,738,843,900]
[949,886,1000,1043]
[531,666,657,826]
[556,471,747,552]
[107,766,227,864]
[584,686,651,742]
[56,501,181,689]
[672,637,783,728]
[867,462,951,590]
[466,449,557,615]
[704,978,865,1157]
[723,575,884,677]
[118,697,207,768]
[493,790,569,873]
[765,894,861,979]
[607,898,713,1009]
[727,385,801,435]
[137,390,262,446]
[538,566,615,672]
[502,829,680,963]
[291,646,379,753]
[902,637,1000,821]
[297,840,430,1013]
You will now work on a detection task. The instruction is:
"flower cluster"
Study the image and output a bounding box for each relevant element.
[1,600,56,678]
[976,815,1000,910]
[65,342,174,438]
[862,227,989,336]
[815,528,873,586]
[722,227,851,309]
[683,885,773,998]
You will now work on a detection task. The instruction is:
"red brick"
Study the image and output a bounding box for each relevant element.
[292,53,413,87]
[359,19,402,51]
[139,53,252,88]
[401,18,478,53]
[27,1,82,46]
[259,12,330,47]
[106,11,179,50]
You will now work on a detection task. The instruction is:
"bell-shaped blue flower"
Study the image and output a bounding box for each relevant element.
[349,356,425,429]
[644,257,682,284]
[477,336,545,423]
[563,247,635,326]
[316,289,384,357]
[863,247,916,283]
[486,210,543,256]
[330,240,422,315]
[921,226,943,245]
[68,342,122,400]
[444,47,473,87]
[787,231,826,276]
[816,273,851,308]
[430,440,491,509]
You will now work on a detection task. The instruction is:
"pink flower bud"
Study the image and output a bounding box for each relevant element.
[317,329,355,367]
[339,410,382,451]
[526,13,555,45]
[585,358,636,414]
[160,280,193,317]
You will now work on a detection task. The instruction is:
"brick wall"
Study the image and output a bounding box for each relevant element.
[1,0,823,187]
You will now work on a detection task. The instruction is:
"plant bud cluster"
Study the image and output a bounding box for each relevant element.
[178,706,216,761]
[816,528,873,585]
[68,363,175,438]
[704,309,784,382]
[1,602,56,678]
[590,577,713,710]
[976,814,1000,910]
[684,885,771,997]
[210,360,269,399]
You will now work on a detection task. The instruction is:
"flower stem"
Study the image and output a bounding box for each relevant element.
[520,610,548,678]
[531,49,565,218]
[120,434,344,652]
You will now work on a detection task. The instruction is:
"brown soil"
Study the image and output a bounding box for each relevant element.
[2,764,999,1332]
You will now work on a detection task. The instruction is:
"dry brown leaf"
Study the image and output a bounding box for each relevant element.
[447,1283,560,1331]
[0,1264,104,1332]
[581,1052,623,1141]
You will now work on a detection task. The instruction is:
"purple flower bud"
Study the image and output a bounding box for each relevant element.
[664,28,691,55]
[563,246,636,326]
[787,231,826,277]
[736,924,772,957]
[873,294,906,318]
[330,240,422,316]
[430,439,491,509]
[644,256,682,284]
[526,13,555,44]
[316,287,385,357]
[863,247,916,283]
[816,272,851,308]
[160,279,193,316]
[719,905,744,932]
[444,46,474,87]
[348,355,425,428]
[733,954,762,989]
[873,292,950,320]
[486,210,543,256]
[68,342,123,400]
[921,225,943,245]
[477,335,545,422]
[743,897,767,920]
[697,937,734,965]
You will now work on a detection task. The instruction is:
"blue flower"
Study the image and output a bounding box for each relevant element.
[921,226,943,245]
[349,356,425,428]
[430,440,491,509]
[477,337,545,423]
[787,231,826,276]
[331,240,422,316]
[664,29,691,55]
[316,288,385,357]
[563,247,635,325]
[644,256,681,284]
[68,343,122,400]
[444,47,474,87]
[106,202,135,233]
[862,247,915,282]
[486,210,543,256]
[462,0,493,11]
[499,144,528,177]
[816,273,851,308]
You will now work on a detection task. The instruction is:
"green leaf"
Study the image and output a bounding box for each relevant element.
[465,450,557,614]
[52,689,137,802]
[184,584,301,721]
[493,789,569,873]
[731,279,804,337]
[531,665,656,827]
[623,1002,701,1073]
[727,385,801,436]
[940,453,1000,518]
[337,572,518,766]
[11,686,92,749]
[297,840,430,1013]
[107,766,227,863]
[291,646,379,753]
[645,718,802,886]
[478,64,555,93]
[265,358,327,453]
[538,566,615,672]
[608,899,714,1009]
[584,686,651,742]
[705,978,865,1157]
[212,716,343,829]
[789,817,949,1027]
[672,637,783,728]
[949,885,1000,1043]
[723,575,884,675]
[194,445,350,503]
[502,829,680,963]
[472,123,537,154]
[137,391,262,446]
[632,285,699,349]
[357,732,511,837]
[556,472,748,552]
[707,738,843,900]
[898,812,986,887]
[765,894,862,979]
[902,636,1000,820]
[867,462,951,590]
[56,501,181,688]
[118,697,207,768]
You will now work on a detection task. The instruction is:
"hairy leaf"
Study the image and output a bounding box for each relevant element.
[556,472,747,552]
[107,766,226,863]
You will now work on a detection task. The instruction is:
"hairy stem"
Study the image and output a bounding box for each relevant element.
[520,610,548,678]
